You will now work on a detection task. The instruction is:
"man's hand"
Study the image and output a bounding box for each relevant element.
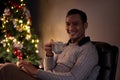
[0,64,3,67]
[16,60,38,76]
[44,39,54,57]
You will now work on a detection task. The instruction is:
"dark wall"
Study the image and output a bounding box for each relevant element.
[25,0,40,37]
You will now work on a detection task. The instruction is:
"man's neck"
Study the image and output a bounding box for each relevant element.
[71,35,85,43]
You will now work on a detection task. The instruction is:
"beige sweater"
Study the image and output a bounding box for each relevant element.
[38,41,99,80]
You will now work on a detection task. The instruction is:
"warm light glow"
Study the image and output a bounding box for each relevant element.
[4,21,6,24]
[26,34,31,40]
[7,43,10,46]
[21,4,26,6]
[21,0,23,2]
[6,20,8,23]
[6,48,10,52]
[19,20,23,23]
[36,39,39,43]
[25,25,30,30]
[3,43,6,47]
[32,39,35,43]
[2,25,5,28]
[1,18,4,21]
[13,38,17,42]
[27,20,31,25]
[5,38,8,42]
[16,10,18,12]
[27,29,30,33]
[11,6,14,9]
[35,44,38,48]
[18,41,20,44]
[35,50,39,53]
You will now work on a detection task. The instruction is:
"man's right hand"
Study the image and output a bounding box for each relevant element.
[44,40,54,57]
[0,64,3,67]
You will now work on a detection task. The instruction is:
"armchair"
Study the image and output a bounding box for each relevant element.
[92,41,119,80]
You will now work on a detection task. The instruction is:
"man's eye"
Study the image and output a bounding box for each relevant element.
[73,23,78,26]
[66,23,70,26]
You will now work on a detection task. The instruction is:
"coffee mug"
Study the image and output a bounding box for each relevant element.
[52,42,65,54]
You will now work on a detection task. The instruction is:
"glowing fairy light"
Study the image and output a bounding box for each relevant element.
[2,25,5,28]
[5,38,8,42]
[17,41,20,44]
[27,29,30,33]
[2,39,6,43]
[16,10,18,12]
[7,43,10,46]
[6,20,8,23]
[13,38,17,42]
[1,18,4,21]
[6,48,10,52]
[4,21,6,24]
[25,25,30,29]
[35,44,38,48]
[21,0,23,2]
[35,50,39,53]
[27,20,31,25]
[11,6,14,9]
[21,4,25,7]
[36,39,39,43]
[19,20,23,23]
[32,39,35,43]
[3,43,6,47]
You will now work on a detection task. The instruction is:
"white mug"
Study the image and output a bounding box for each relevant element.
[52,42,65,54]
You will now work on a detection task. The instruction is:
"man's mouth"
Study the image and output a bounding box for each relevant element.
[69,31,76,35]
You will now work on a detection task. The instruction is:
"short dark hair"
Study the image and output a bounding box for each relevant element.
[66,9,87,23]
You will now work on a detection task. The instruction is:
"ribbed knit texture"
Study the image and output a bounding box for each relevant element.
[38,42,99,80]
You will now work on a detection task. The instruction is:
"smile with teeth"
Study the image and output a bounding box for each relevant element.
[69,31,76,35]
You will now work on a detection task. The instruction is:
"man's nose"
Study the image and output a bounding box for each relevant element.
[69,24,74,30]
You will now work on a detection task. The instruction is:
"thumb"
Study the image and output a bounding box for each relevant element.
[50,39,54,44]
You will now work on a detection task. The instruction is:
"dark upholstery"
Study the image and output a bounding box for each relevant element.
[92,41,119,80]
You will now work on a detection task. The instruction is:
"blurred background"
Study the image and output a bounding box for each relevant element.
[30,0,120,79]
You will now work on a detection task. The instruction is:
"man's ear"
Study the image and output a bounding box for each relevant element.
[84,22,88,29]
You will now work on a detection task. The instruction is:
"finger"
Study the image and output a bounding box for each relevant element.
[44,46,52,50]
[44,43,51,47]
[21,66,29,74]
[0,64,3,67]
[16,60,27,68]
[50,39,54,44]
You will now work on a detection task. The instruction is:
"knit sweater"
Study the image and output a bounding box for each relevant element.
[38,37,99,80]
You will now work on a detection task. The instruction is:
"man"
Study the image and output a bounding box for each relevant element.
[0,9,100,80]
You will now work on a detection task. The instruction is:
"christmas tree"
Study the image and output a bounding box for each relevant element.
[0,0,41,65]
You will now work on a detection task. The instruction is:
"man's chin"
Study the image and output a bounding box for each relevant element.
[70,37,77,40]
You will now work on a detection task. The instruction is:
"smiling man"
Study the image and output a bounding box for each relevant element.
[0,9,100,80]
[42,9,100,80]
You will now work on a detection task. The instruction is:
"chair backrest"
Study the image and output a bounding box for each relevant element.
[92,41,119,80]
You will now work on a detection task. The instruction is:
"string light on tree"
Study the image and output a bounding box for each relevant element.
[0,0,41,65]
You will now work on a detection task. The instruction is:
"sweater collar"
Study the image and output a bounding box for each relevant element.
[66,37,90,46]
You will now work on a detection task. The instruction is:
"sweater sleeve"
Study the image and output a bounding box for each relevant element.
[43,56,56,71]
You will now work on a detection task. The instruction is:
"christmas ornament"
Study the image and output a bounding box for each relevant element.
[10,0,23,10]
[3,8,11,16]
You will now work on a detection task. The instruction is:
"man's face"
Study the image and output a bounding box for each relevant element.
[65,14,87,40]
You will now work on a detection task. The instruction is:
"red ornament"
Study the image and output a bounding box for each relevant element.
[6,33,11,37]
[17,54,23,60]
[13,48,23,60]
[13,48,18,55]
[10,0,23,10]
